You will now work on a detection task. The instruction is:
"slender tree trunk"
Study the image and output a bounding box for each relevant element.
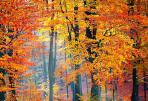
[115,80,118,100]
[53,32,57,83]
[80,73,82,96]
[113,85,115,101]
[144,69,147,101]
[59,46,63,90]
[33,52,37,85]
[74,3,80,101]
[60,75,64,90]
[85,73,89,93]
[48,32,54,101]
[67,28,75,100]
[67,18,75,101]
[47,0,54,100]
[112,80,116,101]
[75,65,80,101]
[0,68,6,101]
[105,84,108,101]
[98,85,101,101]
[71,78,75,101]
[70,55,75,101]
[71,81,75,101]
[64,41,69,98]
[42,41,47,99]
[131,68,139,101]
[66,70,69,98]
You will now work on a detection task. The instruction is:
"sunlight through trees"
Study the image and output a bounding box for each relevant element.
[0,0,148,101]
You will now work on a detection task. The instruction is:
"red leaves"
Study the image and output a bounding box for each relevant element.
[0,0,50,98]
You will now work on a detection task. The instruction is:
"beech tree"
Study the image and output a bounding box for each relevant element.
[0,0,48,100]
[126,0,148,101]
[50,0,148,100]
[41,1,131,100]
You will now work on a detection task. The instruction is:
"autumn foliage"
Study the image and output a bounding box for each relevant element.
[0,0,47,100]
[0,0,148,101]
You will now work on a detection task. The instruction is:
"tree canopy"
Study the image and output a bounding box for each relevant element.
[0,0,148,100]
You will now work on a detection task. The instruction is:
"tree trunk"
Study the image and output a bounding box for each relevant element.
[0,17,6,101]
[87,28,99,101]
[105,84,108,101]
[0,43,5,100]
[42,41,47,99]
[0,68,6,101]
[91,72,99,100]
[143,2,148,101]
[53,32,57,83]
[48,32,54,101]
[98,85,101,101]
[47,0,54,100]
[112,80,117,101]
[64,41,69,98]
[9,73,16,101]
[59,46,64,90]
[71,80,75,101]
[67,23,75,100]
[66,70,69,98]
[80,73,82,96]
[70,55,75,101]
[113,86,115,101]
[84,0,99,99]
[86,27,99,100]
[144,69,147,101]
[85,74,89,93]
[33,52,37,85]
[75,65,80,101]
[131,68,139,101]
[74,4,80,101]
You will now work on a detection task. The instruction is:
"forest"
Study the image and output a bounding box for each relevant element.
[0,0,148,101]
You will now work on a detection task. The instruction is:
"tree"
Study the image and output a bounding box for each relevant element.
[125,0,148,100]
[127,0,139,100]
[47,0,54,100]
[49,0,134,99]
[0,24,6,101]
[42,40,47,99]
[74,2,81,101]
[0,0,47,100]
